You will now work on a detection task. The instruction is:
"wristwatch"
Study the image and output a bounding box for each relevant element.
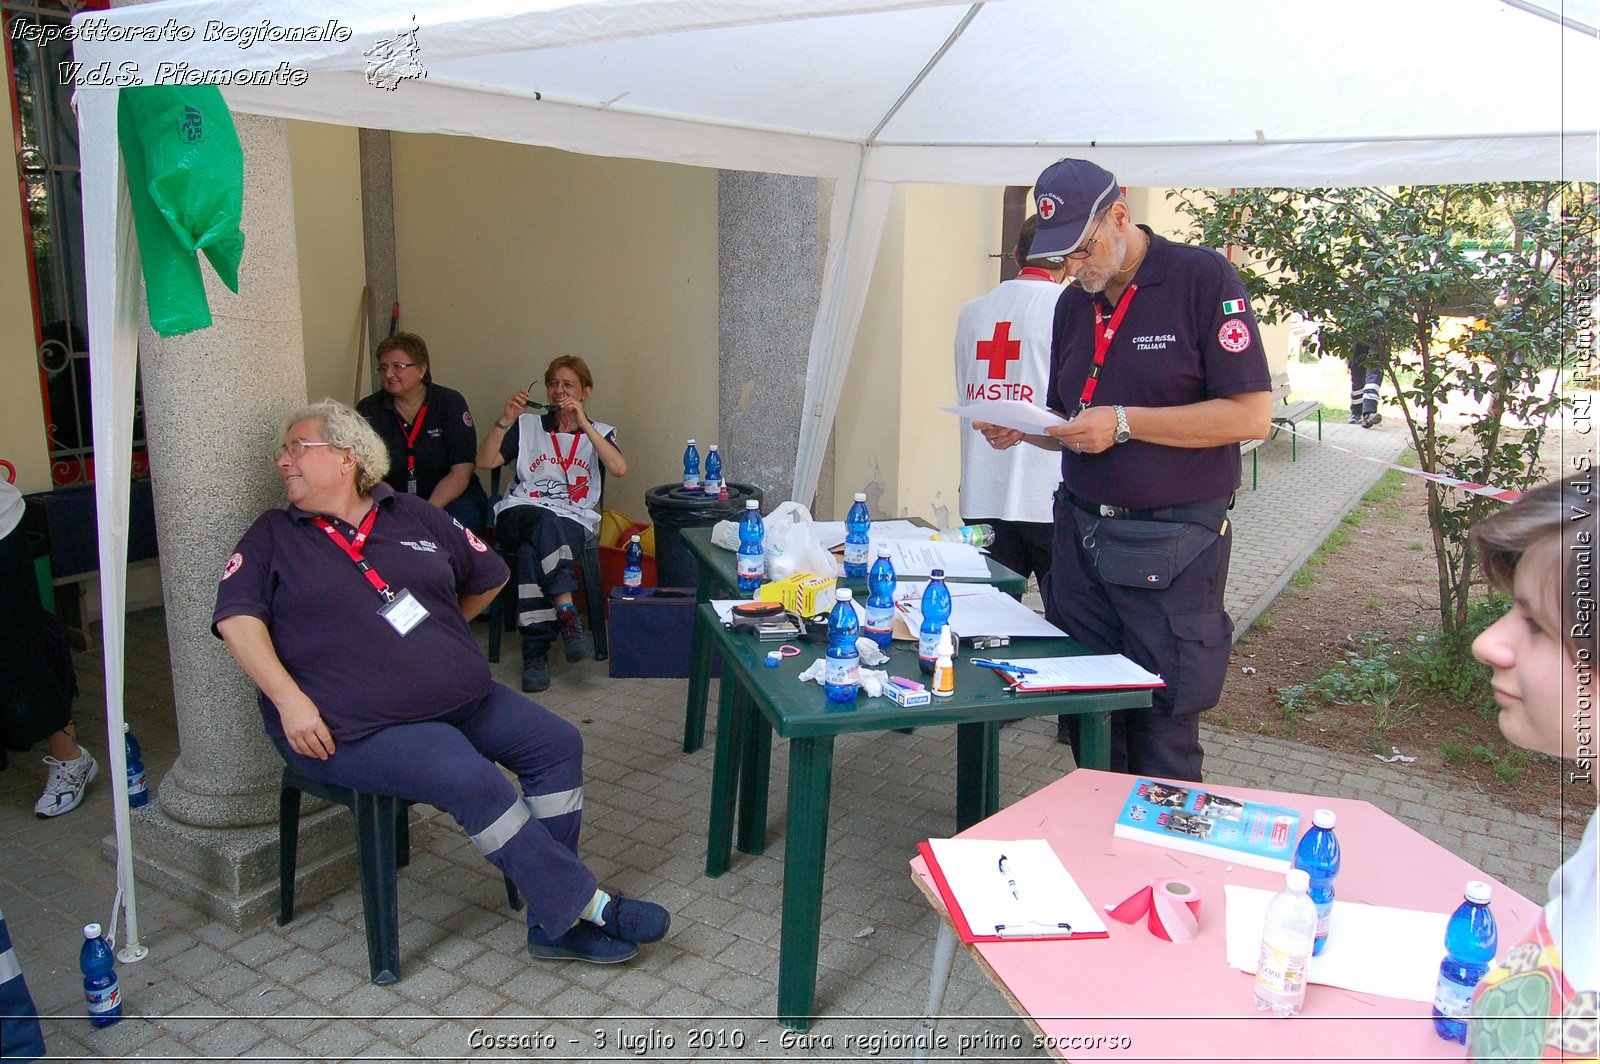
[1112,405,1131,445]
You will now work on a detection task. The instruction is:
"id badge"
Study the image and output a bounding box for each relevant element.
[378,588,430,636]
[406,476,418,494]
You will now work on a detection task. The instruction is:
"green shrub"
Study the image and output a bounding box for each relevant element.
[1402,595,1507,720]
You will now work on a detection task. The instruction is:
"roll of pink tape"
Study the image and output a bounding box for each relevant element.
[1107,877,1203,942]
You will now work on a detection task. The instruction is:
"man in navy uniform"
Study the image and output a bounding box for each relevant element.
[977,159,1271,782]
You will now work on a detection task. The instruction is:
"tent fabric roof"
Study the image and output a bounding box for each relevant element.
[74,0,1599,186]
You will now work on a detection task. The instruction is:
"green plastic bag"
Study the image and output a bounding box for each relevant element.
[117,85,245,336]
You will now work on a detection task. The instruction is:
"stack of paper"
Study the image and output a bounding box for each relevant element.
[984,655,1165,691]
[920,838,1108,943]
[897,591,1067,640]
[881,538,990,578]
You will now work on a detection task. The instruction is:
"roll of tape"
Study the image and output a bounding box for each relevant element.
[1107,877,1203,942]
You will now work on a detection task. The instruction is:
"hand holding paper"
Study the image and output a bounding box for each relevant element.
[946,399,1069,435]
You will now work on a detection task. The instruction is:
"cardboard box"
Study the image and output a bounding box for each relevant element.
[755,572,836,617]
[885,681,931,708]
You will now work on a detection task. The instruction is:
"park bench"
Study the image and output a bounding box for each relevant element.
[1240,372,1324,489]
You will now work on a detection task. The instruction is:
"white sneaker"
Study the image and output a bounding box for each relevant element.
[34,749,98,818]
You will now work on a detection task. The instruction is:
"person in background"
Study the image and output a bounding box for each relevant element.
[0,478,97,818]
[976,158,1272,781]
[1348,341,1383,427]
[214,400,668,964]
[477,356,626,694]
[357,332,489,532]
[1465,474,1596,1059]
[953,215,1066,588]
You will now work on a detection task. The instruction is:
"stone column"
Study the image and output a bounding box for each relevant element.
[358,130,398,356]
[127,112,312,924]
[717,172,830,511]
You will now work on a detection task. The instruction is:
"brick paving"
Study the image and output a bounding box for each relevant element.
[1,419,1583,1062]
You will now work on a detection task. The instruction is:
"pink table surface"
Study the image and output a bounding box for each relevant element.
[910,768,1537,1063]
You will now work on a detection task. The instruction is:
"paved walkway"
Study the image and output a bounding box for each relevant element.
[1,419,1582,1062]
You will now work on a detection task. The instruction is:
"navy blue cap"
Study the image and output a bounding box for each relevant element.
[1029,159,1119,259]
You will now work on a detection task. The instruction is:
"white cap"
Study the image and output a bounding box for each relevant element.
[83,923,103,939]
[124,722,132,734]
[876,544,891,556]
[1464,881,1492,904]
[1311,809,1336,829]
[745,499,759,509]
[687,438,696,444]
[1285,869,1311,892]
[709,443,718,450]
[936,624,954,656]
[836,587,854,601]
[854,492,866,502]
[630,534,640,543]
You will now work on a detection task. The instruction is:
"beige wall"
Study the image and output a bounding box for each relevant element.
[386,136,720,523]
[0,79,51,493]
[287,122,367,408]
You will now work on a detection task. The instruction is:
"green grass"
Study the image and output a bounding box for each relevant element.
[1441,739,1471,764]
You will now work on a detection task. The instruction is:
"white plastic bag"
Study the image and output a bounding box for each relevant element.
[709,501,839,579]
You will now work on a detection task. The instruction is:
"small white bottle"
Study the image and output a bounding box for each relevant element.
[1254,868,1318,1017]
[931,625,955,698]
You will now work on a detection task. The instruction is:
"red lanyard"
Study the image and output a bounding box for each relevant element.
[397,405,428,484]
[547,431,580,485]
[1016,266,1056,281]
[1077,284,1138,414]
[311,506,393,601]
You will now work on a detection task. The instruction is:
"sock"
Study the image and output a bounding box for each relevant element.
[580,888,612,925]
[557,602,577,619]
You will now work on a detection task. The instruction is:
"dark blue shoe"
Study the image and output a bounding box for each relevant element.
[527,922,637,964]
[599,895,671,944]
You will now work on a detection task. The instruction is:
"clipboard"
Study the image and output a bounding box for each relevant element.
[917,839,1108,944]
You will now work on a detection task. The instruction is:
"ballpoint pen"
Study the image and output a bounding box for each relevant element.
[971,659,1038,675]
[997,854,1020,900]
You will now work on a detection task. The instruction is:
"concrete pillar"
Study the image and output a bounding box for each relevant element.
[358,130,398,359]
[717,172,831,511]
[126,113,316,925]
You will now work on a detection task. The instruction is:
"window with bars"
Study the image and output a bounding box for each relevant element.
[5,0,145,485]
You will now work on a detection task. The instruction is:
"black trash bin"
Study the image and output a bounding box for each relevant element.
[644,482,762,590]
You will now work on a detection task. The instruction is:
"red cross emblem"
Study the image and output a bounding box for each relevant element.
[975,321,1021,380]
[1038,196,1056,220]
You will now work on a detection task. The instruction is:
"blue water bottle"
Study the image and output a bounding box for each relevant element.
[736,499,764,593]
[843,492,871,578]
[864,545,896,648]
[1432,881,1497,1042]
[704,444,723,498]
[124,723,149,809]
[918,569,952,676]
[80,923,121,1027]
[1293,808,1339,955]
[825,589,861,704]
[682,439,702,493]
[622,535,644,597]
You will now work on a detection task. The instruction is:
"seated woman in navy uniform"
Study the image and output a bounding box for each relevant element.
[476,355,626,694]
[213,399,666,964]
[356,332,489,532]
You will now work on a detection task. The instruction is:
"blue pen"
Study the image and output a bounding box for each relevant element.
[971,659,1037,675]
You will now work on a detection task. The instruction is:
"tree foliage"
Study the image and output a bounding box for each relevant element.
[1172,183,1598,634]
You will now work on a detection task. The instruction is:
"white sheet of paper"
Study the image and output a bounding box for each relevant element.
[710,599,744,624]
[899,591,1066,640]
[885,539,990,578]
[926,837,1107,938]
[895,580,1000,602]
[945,399,1069,434]
[811,519,938,551]
[1224,884,1450,1003]
[984,654,1163,689]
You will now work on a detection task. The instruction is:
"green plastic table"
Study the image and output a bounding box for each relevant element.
[678,524,1030,753]
[698,604,1153,1030]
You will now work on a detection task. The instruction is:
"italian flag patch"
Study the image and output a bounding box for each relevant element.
[1222,298,1247,315]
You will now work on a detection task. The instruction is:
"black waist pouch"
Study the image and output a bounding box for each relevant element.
[1072,510,1221,590]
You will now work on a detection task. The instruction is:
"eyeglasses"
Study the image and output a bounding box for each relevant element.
[275,440,335,460]
[1064,219,1105,261]
[375,361,418,375]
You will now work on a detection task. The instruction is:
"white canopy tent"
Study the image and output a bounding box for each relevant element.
[71,0,1597,954]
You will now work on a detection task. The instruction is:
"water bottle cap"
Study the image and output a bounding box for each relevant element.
[836,587,854,601]
[1311,808,1336,829]
[83,923,103,939]
[686,438,696,444]
[930,568,945,578]
[124,722,132,734]
[709,443,718,450]
[630,534,640,543]
[745,499,759,509]
[853,492,866,502]
[876,544,891,556]
[1285,869,1310,892]
[1464,881,1492,904]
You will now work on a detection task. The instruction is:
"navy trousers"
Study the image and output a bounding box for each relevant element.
[494,505,584,659]
[0,907,45,1061]
[278,683,596,935]
[1047,494,1234,783]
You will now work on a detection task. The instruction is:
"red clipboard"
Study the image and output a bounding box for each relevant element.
[916,841,1108,944]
